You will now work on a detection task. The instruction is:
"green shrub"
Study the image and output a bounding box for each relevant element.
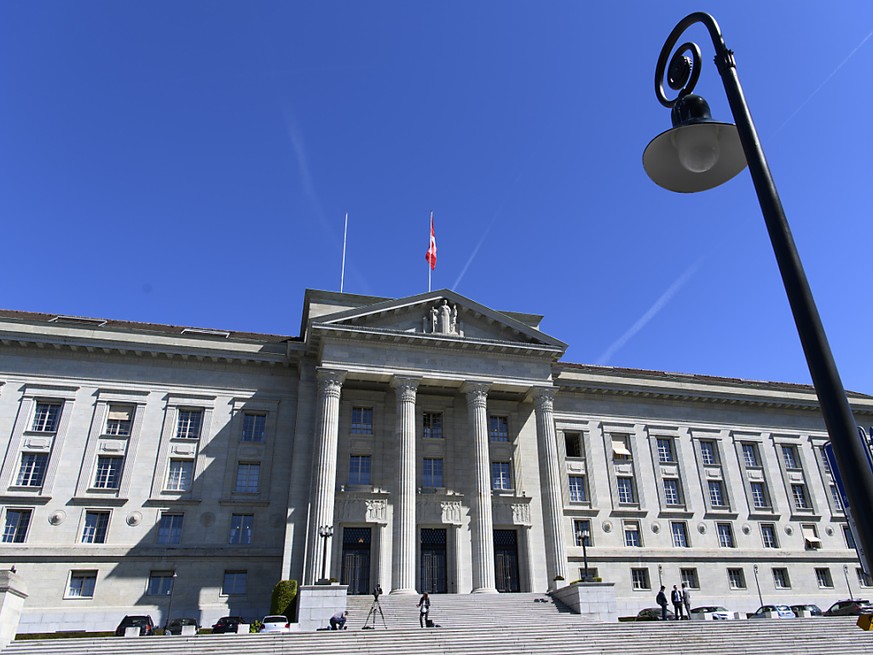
[270,579,299,619]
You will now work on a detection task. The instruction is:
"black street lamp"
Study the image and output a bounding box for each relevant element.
[753,564,763,608]
[577,529,590,581]
[318,525,334,583]
[643,12,873,576]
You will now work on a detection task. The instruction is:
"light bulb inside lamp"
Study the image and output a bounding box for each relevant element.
[672,126,720,173]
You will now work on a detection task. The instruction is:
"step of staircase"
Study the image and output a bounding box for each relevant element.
[4,616,872,655]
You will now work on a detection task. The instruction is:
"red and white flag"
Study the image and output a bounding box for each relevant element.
[425,212,437,270]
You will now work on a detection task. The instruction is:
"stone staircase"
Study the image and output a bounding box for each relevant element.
[3,602,873,655]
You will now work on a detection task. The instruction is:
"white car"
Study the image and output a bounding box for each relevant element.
[690,605,733,620]
[260,615,291,633]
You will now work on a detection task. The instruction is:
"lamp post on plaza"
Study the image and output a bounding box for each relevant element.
[753,564,763,608]
[577,529,591,581]
[318,525,334,583]
[165,571,177,632]
[844,564,854,600]
[657,564,663,588]
[643,12,873,576]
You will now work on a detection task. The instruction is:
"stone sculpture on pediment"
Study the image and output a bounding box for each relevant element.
[423,299,462,336]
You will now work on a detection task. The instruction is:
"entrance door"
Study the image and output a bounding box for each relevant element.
[341,527,371,595]
[420,528,448,593]
[494,529,520,593]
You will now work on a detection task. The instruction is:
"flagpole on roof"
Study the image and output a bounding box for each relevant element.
[425,211,437,292]
[428,212,431,293]
[340,212,348,293]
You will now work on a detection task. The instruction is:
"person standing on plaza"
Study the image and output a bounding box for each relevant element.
[417,592,431,628]
[682,583,691,619]
[671,585,683,619]
[656,585,668,621]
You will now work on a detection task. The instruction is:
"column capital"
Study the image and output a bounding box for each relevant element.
[462,382,490,408]
[316,368,346,398]
[391,376,420,403]
[532,386,557,413]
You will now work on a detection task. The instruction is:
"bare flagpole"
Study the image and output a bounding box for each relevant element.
[340,212,348,293]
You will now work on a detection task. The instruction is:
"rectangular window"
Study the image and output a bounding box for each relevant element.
[565,432,582,458]
[222,570,247,595]
[750,481,769,509]
[573,519,591,547]
[568,475,587,503]
[423,412,443,439]
[175,409,202,439]
[631,568,650,590]
[792,484,810,510]
[656,438,674,463]
[348,455,371,486]
[157,513,183,545]
[491,461,512,490]
[617,477,635,504]
[663,478,681,506]
[680,568,699,589]
[708,480,727,508]
[624,521,642,547]
[66,571,97,598]
[821,447,833,475]
[831,485,843,511]
[671,521,689,548]
[717,522,735,548]
[761,523,779,548]
[15,453,48,487]
[242,413,266,442]
[31,401,61,433]
[92,456,123,490]
[2,509,31,543]
[104,405,133,436]
[742,443,760,468]
[489,416,509,442]
[165,459,194,492]
[773,567,791,589]
[423,458,444,488]
[229,514,253,545]
[700,440,718,465]
[234,463,261,494]
[858,568,872,587]
[802,524,822,550]
[781,445,800,470]
[845,525,857,550]
[727,568,746,589]
[351,407,373,435]
[146,571,175,596]
[81,511,110,544]
[815,567,833,588]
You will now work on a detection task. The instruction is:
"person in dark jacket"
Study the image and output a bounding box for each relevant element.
[417,592,431,628]
[656,586,668,620]
[671,584,684,619]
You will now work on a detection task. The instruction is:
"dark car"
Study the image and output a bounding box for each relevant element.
[115,615,156,636]
[636,607,675,621]
[211,616,247,634]
[790,604,823,617]
[824,599,873,616]
[164,617,200,635]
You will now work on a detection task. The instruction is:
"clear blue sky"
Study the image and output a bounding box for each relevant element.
[1,2,871,395]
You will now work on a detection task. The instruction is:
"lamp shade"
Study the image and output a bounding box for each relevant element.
[643,94,747,193]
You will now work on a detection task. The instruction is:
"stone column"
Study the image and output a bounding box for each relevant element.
[534,387,568,589]
[464,382,497,593]
[391,377,420,594]
[0,570,26,647]
[305,368,346,585]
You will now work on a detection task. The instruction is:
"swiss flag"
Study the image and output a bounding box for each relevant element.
[425,212,437,270]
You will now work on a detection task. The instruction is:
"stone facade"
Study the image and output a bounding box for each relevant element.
[0,289,870,631]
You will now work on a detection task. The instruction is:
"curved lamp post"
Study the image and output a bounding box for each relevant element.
[643,12,873,576]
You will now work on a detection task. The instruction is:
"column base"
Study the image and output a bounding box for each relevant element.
[471,587,499,594]
[389,588,419,595]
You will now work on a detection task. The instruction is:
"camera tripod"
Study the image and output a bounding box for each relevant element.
[363,598,387,629]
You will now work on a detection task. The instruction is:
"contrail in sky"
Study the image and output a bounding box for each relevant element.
[595,259,704,365]
[776,27,873,134]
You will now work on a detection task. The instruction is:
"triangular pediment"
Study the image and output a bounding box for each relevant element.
[305,289,566,351]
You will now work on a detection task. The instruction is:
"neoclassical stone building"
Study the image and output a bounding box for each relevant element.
[0,289,870,631]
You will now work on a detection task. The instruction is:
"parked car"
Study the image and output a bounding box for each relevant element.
[690,605,733,620]
[115,615,156,636]
[164,617,200,635]
[790,604,823,617]
[824,599,873,616]
[748,605,795,619]
[211,616,248,634]
[259,615,291,633]
[636,607,675,621]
